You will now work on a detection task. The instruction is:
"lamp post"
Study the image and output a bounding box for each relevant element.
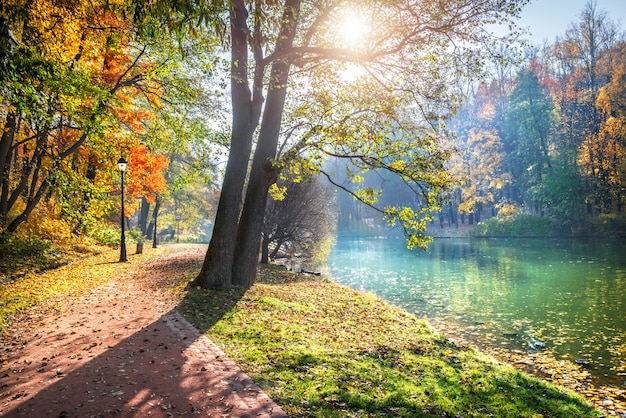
[152,194,158,248]
[118,157,128,262]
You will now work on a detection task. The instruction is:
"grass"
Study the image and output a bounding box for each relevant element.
[179,265,600,417]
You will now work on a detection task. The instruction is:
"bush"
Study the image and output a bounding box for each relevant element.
[127,227,145,244]
[89,224,120,246]
[0,233,54,277]
[472,214,557,237]
[0,233,51,258]
[17,205,74,246]
[582,213,626,237]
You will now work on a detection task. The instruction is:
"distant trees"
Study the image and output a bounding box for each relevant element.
[504,68,555,209]
[443,0,626,230]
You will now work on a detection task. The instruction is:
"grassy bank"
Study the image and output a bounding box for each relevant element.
[180,265,599,417]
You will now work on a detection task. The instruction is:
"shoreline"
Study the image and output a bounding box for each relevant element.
[425,315,626,416]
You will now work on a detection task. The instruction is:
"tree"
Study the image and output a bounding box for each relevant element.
[0,0,220,237]
[457,129,510,222]
[504,67,555,210]
[144,0,529,289]
[261,176,336,267]
[551,1,624,214]
[449,80,513,223]
[0,1,175,234]
[564,0,621,92]
[579,47,626,213]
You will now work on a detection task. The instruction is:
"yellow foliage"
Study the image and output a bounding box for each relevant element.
[17,205,74,245]
[496,203,518,219]
[269,183,287,201]
[458,201,473,214]
[478,102,496,121]
[388,159,406,172]
[605,117,626,138]
[596,88,610,114]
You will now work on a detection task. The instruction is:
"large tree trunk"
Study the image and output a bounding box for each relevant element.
[193,0,258,289]
[231,0,301,287]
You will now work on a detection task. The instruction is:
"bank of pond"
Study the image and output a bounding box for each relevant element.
[182,265,609,417]
[326,236,626,414]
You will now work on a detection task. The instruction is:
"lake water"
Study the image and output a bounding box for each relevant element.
[327,236,626,386]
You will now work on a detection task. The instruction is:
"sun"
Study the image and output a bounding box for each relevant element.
[332,9,371,82]
[337,11,369,48]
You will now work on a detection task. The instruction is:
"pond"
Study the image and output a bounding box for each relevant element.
[327,236,626,387]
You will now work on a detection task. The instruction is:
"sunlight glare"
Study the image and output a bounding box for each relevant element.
[340,63,367,83]
[338,12,369,48]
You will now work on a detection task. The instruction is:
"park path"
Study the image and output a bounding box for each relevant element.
[0,245,287,417]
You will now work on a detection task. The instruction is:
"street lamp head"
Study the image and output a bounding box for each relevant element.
[117,157,127,172]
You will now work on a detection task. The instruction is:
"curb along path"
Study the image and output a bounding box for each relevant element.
[0,245,287,417]
[162,310,287,417]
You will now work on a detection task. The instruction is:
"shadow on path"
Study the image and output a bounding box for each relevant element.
[3,310,285,417]
[0,244,287,417]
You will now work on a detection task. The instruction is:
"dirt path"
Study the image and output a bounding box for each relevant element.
[0,245,287,417]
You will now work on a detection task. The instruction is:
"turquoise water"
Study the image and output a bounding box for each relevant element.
[328,236,626,385]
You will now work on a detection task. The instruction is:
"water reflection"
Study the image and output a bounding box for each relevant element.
[328,236,626,386]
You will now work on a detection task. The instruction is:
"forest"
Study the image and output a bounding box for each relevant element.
[449,0,626,237]
[339,2,626,239]
[0,0,228,275]
[0,0,625,280]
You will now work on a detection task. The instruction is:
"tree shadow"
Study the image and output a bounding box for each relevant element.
[1,309,285,417]
[1,245,285,417]
[177,285,248,335]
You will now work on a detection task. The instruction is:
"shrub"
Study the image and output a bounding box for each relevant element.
[584,213,626,237]
[0,233,53,277]
[127,227,145,244]
[472,214,556,237]
[16,205,74,246]
[89,224,120,246]
[0,233,51,258]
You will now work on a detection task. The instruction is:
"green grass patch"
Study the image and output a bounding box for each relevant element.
[178,265,599,417]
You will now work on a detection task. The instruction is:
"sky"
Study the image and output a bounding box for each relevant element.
[519,0,626,44]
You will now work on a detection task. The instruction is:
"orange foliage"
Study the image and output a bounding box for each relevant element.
[528,57,556,91]
[126,144,169,205]
[596,55,626,120]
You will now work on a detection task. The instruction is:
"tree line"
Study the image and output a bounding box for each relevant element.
[447,1,626,233]
[336,1,626,237]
